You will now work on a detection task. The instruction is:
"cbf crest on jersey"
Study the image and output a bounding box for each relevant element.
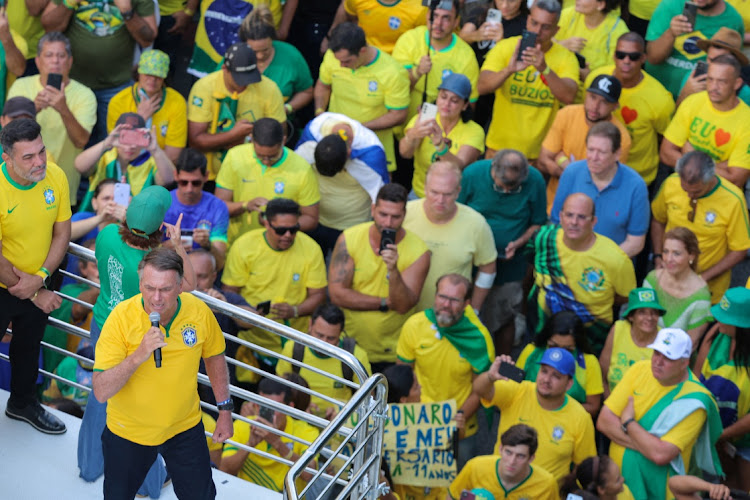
[43,188,55,205]
[182,325,198,347]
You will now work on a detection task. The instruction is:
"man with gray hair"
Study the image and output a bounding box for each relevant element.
[458,150,547,354]
[8,31,96,204]
[550,122,649,258]
[651,150,750,303]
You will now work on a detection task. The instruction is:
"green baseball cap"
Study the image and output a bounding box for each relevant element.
[711,287,750,328]
[622,287,666,318]
[126,186,171,236]
[138,49,170,79]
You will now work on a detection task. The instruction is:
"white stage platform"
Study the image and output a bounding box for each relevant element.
[0,390,282,500]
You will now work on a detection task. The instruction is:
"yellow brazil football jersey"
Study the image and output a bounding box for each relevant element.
[664,91,750,169]
[482,36,579,158]
[586,66,675,185]
[276,341,371,416]
[0,161,71,283]
[556,8,628,74]
[404,113,485,198]
[535,231,636,324]
[449,455,559,500]
[392,26,480,121]
[397,307,494,437]
[187,70,286,179]
[516,344,604,402]
[606,320,653,392]
[727,0,750,33]
[216,145,320,245]
[319,49,410,171]
[604,360,710,500]
[403,199,497,311]
[344,0,427,54]
[93,293,226,446]
[341,222,429,362]
[222,415,319,492]
[482,380,597,481]
[222,228,327,353]
[107,84,188,150]
[652,174,750,302]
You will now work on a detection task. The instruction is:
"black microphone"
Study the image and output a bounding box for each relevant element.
[150,312,162,368]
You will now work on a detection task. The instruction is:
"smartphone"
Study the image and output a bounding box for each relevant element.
[118,128,150,148]
[683,1,698,28]
[180,228,193,248]
[113,182,130,207]
[497,361,525,383]
[258,406,275,422]
[47,73,62,90]
[574,52,587,69]
[486,7,502,24]
[566,495,584,500]
[420,102,438,122]
[693,60,708,77]
[256,300,271,315]
[380,228,397,252]
[517,30,537,61]
[460,491,476,500]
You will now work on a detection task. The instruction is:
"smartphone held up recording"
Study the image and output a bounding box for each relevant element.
[380,229,397,253]
[47,73,63,90]
[498,361,525,383]
[486,8,502,25]
[258,406,275,422]
[119,128,151,148]
[517,30,537,61]
[683,1,698,28]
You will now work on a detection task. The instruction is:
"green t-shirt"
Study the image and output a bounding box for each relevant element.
[42,282,88,373]
[645,0,744,98]
[92,224,149,328]
[54,0,155,89]
[457,160,548,284]
[264,41,313,101]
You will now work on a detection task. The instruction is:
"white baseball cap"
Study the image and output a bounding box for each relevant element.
[647,328,692,360]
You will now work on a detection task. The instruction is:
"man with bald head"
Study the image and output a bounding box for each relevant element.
[530,192,636,353]
[403,161,497,312]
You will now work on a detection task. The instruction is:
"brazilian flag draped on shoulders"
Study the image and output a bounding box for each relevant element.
[188,0,283,79]
[423,306,494,374]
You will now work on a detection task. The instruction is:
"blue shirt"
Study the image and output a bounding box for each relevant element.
[550,160,649,244]
[62,211,103,287]
[164,191,230,249]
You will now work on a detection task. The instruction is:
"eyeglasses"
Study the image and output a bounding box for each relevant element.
[268,223,300,236]
[177,179,203,187]
[561,211,593,222]
[436,293,464,305]
[687,198,698,223]
[492,181,522,194]
[615,51,642,61]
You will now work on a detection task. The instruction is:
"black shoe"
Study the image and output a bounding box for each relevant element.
[6,401,67,435]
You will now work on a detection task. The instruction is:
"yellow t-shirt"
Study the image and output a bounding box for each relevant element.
[340,222,429,362]
[392,26,479,121]
[319,49,410,171]
[276,340,371,415]
[397,307,494,437]
[403,199,498,311]
[404,114,485,198]
[316,168,372,230]
[482,36,579,157]
[728,0,750,33]
[482,380,597,481]
[664,91,750,168]
[187,70,286,178]
[516,344,604,401]
[8,75,97,201]
[7,4,43,58]
[556,8,629,73]
[604,360,710,500]
[448,455,559,500]
[86,148,159,203]
[215,146,320,244]
[0,161,71,282]
[222,415,319,492]
[94,293,226,446]
[534,231,636,324]
[107,84,188,150]
[222,228,327,354]
[629,0,660,19]
[586,66,675,185]
[652,174,750,302]
[541,104,632,213]
[344,0,427,54]
[606,320,653,392]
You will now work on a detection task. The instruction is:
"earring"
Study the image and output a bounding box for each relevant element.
[689,260,694,265]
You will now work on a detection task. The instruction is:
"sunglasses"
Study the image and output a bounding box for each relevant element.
[615,51,643,61]
[177,179,203,187]
[269,223,300,236]
[687,198,698,223]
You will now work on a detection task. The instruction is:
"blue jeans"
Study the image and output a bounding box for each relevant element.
[78,318,168,498]
[90,82,132,146]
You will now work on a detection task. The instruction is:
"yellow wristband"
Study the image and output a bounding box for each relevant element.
[283,447,294,460]
[542,65,551,76]
[183,6,195,16]
[314,107,325,116]
[556,156,569,166]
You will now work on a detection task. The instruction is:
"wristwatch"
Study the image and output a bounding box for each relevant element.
[217,398,234,412]
[621,418,636,434]
[378,297,389,312]
[121,9,135,21]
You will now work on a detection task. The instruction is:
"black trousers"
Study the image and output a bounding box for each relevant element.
[0,287,49,407]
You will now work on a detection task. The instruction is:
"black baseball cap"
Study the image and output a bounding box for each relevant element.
[224,43,262,86]
[586,74,622,103]
[3,97,36,118]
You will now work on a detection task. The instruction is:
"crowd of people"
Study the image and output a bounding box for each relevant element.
[2,0,750,498]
